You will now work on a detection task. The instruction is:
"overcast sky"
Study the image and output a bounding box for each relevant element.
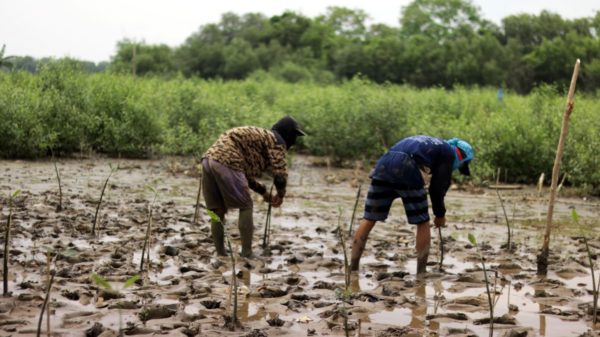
[1,0,598,63]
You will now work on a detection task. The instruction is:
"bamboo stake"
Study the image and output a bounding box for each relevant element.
[262,186,274,249]
[438,226,444,271]
[193,166,203,224]
[537,59,580,275]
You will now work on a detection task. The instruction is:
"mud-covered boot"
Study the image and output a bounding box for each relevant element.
[238,208,254,258]
[211,220,227,256]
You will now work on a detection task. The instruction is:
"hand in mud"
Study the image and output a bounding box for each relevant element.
[434,216,446,228]
[271,194,283,207]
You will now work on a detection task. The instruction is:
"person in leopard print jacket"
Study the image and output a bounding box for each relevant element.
[202,116,305,257]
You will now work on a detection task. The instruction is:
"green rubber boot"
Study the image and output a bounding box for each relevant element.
[238,208,254,258]
[211,219,227,256]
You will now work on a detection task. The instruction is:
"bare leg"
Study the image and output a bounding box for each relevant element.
[211,208,227,256]
[415,221,431,275]
[350,219,376,271]
[238,208,254,258]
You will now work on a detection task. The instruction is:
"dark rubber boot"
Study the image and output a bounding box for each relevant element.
[211,220,227,256]
[238,208,254,258]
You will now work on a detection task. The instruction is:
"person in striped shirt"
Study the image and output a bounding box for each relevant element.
[350,135,473,275]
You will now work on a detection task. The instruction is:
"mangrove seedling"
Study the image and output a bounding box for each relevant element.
[262,185,274,250]
[573,208,600,324]
[92,164,118,236]
[52,154,63,212]
[36,270,55,337]
[91,273,139,337]
[496,189,512,251]
[337,207,351,337]
[347,184,362,238]
[36,251,60,337]
[468,233,494,337]
[140,186,158,273]
[3,189,21,296]
[207,210,240,330]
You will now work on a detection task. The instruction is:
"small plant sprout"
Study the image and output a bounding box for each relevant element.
[337,206,351,337]
[52,154,63,212]
[468,233,494,337]
[348,184,362,238]
[36,250,62,337]
[91,273,140,337]
[496,189,512,251]
[573,208,600,324]
[207,210,240,330]
[46,253,51,337]
[537,173,544,196]
[557,173,568,194]
[36,269,55,337]
[3,189,21,296]
[92,164,118,236]
[140,185,158,273]
[262,185,274,250]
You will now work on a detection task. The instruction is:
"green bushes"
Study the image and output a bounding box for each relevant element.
[1,67,599,192]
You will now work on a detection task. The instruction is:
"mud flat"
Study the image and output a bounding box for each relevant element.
[1,156,599,337]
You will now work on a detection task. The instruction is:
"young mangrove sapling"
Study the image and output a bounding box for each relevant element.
[3,189,21,296]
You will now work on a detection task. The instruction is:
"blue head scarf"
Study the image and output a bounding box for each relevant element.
[446,138,474,171]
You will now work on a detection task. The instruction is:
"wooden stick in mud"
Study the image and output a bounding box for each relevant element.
[36,271,55,337]
[348,184,362,238]
[46,253,51,337]
[193,166,203,224]
[537,59,580,275]
[437,226,444,271]
[92,166,116,236]
[52,154,62,212]
[262,186,274,249]
[496,189,512,251]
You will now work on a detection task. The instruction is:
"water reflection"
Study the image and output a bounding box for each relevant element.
[237,269,267,322]
[539,304,547,336]
[410,283,427,330]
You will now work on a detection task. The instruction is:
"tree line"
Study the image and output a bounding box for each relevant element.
[3,0,600,93]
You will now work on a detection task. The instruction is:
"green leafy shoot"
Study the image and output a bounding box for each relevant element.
[571,208,579,223]
[91,273,113,291]
[207,209,220,223]
[11,189,21,199]
[468,233,477,246]
[123,275,140,289]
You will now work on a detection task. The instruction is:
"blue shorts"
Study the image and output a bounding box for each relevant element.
[363,179,429,224]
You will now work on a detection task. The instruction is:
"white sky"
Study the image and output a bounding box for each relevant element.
[1,0,598,63]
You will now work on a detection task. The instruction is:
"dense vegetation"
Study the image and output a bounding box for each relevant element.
[1,0,599,192]
[3,0,600,93]
[1,62,599,192]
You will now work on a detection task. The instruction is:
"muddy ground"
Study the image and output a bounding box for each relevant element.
[1,155,600,337]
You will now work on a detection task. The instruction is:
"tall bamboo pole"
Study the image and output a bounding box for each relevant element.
[537,59,580,275]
